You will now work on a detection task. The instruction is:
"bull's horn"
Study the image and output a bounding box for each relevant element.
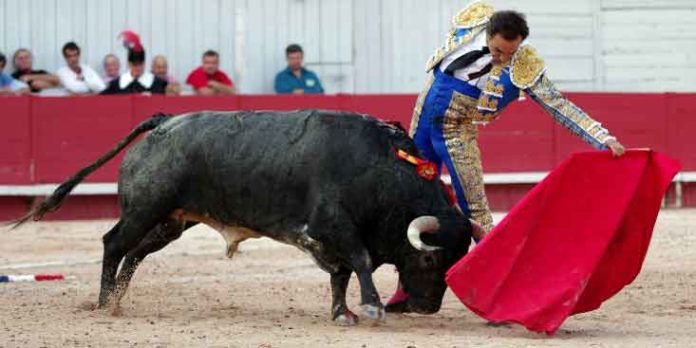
[407,216,442,251]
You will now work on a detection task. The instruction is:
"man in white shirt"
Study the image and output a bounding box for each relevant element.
[56,42,105,94]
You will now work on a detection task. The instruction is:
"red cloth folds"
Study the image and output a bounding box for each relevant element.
[445,150,680,334]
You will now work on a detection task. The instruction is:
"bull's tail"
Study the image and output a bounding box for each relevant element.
[11,113,170,228]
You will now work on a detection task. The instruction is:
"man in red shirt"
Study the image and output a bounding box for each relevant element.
[186,50,235,95]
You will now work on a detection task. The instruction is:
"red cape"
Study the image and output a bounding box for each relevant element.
[445,150,680,334]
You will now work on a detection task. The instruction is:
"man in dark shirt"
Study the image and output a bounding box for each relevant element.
[274,44,324,94]
[101,31,167,95]
[11,48,60,93]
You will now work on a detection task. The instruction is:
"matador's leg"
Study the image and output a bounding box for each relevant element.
[431,118,494,236]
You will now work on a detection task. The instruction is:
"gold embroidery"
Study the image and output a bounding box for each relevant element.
[453,1,495,28]
[448,92,499,125]
[531,75,613,145]
[476,65,504,111]
[477,96,498,110]
[484,80,504,96]
[442,105,494,231]
[510,45,546,89]
[489,65,503,78]
[409,73,436,137]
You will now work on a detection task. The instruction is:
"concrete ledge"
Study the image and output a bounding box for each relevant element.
[2,171,693,196]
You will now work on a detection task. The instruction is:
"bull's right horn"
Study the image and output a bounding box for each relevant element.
[407,216,442,252]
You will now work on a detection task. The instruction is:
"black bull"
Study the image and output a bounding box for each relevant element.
[16,110,472,325]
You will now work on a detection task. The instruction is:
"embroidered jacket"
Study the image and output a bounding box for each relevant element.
[419,0,615,149]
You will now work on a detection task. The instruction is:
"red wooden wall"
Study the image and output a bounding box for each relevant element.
[1,93,694,220]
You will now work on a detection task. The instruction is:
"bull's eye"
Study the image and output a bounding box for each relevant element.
[419,254,437,268]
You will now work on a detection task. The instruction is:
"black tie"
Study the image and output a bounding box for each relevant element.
[444,46,491,79]
[467,63,493,80]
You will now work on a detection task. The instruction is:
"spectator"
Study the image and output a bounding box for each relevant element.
[11,48,60,93]
[186,50,235,95]
[56,42,105,95]
[101,30,167,95]
[102,54,121,83]
[274,44,324,94]
[0,52,30,95]
[151,55,181,95]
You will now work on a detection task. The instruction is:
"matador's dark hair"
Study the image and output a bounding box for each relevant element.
[487,11,529,41]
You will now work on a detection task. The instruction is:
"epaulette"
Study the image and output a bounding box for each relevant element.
[510,44,546,89]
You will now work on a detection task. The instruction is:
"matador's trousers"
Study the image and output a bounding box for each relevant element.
[409,68,494,232]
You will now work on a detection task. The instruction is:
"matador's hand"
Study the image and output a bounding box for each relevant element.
[605,139,626,157]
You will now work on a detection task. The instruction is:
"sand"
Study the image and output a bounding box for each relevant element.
[1,210,695,347]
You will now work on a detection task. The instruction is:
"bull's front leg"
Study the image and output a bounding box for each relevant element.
[308,203,385,323]
[350,249,386,322]
[330,266,359,326]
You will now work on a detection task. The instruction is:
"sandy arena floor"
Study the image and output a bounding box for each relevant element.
[1,210,695,347]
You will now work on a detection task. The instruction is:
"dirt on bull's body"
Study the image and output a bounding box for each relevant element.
[1,210,695,348]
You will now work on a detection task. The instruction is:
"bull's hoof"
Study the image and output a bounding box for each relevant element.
[78,301,99,311]
[360,304,386,322]
[110,305,122,317]
[333,310,359,326]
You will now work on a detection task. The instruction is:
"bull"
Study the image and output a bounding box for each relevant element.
[16,110,472,325]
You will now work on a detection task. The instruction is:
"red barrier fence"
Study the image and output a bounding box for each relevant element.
[1,93,695,220]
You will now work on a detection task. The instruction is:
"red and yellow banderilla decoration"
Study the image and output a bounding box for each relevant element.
[396,149,457,206]
[396,149,438,180]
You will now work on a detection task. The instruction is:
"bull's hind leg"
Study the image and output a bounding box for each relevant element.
[98,211,166,310]
[110,220,196,313]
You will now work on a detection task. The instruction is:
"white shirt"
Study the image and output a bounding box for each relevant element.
[118,72,155,89]
[57,64,106,94]
[440,31,532,91]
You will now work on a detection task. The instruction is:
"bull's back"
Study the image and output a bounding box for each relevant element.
[120,110,406,230]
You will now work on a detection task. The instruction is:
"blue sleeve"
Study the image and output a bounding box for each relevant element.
[274,72,294,94]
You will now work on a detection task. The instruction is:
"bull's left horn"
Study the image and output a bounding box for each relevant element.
[407,216,442,251]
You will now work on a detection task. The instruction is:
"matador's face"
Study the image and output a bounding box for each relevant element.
[487,34,523,66]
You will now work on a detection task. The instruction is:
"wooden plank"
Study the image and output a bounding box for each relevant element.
[493,0,593,14]
[85,0,111,69]
[110,0,128,65]
[602,0,696,10]
[528,15,594,39]
[175,0,196,85]
[242,0,265,93]
[261,0,282,93]
[546,57,595,82]
[353,0,383,93]
[219,0,237,90]
[602,9,696,40]
[164,0,180,80]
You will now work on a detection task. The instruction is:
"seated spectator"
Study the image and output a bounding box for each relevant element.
[11,48,60,93]
[151,55,181,95]
[102,54,121,83]
[56,42,105,95]
[0,52,30,95]
[186,50,235,95]
[101,30,167,95]
[274,44,324,94]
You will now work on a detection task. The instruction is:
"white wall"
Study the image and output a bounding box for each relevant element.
[0,0,694,93]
